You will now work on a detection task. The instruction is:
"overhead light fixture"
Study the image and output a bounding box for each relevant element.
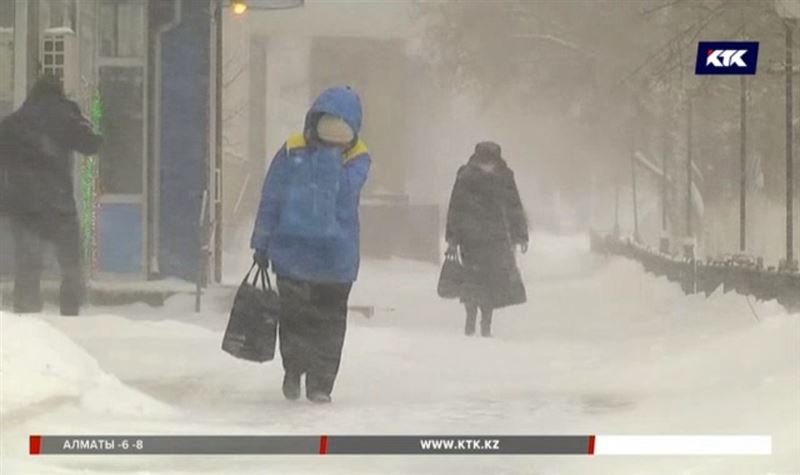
[231,0,248,15]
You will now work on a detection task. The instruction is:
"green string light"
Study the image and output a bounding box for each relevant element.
[80,91,103,275]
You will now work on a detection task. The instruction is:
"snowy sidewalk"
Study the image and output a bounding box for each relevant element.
[2,234,798,475]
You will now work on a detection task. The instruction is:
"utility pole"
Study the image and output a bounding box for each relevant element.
[631,146,639,242]
[214,0,223,284]
[686,96,693,239]
[659,47,674,254]
[631,100,640,242]
[661,123,669,233]
[739,10,748,254]
[740,73,747,252]
[614,175,620,237]
[659,122,671,253]
[786,19,796,268]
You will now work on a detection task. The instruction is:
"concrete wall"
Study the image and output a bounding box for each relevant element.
[221,2,443,264]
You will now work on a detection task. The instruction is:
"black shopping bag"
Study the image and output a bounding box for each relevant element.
[221,262,279,362]
[437,254,466,299]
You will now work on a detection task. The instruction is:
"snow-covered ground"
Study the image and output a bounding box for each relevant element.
[1,234,798,475]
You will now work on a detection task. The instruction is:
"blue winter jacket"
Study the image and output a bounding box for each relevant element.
[251,86,371,283]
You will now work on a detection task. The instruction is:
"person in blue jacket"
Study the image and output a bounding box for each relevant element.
[251,86,370,404]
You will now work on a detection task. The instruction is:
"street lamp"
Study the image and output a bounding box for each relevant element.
[231,1,248,15]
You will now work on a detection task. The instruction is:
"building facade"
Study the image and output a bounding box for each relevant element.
[0,0,444,289]
[230,1,441,265]
[0,0,217,283]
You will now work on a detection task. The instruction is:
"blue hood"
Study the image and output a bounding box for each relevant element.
[305,86,363,138]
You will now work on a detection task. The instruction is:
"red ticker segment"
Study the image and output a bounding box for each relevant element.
[29,435,41,455]
[319,435,328,455]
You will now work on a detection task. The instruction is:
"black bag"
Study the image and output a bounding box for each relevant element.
[437,254,466,299]
[222,262,279,362]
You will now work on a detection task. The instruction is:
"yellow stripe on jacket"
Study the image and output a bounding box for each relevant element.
[343,139,368,162]
[285,132,307,152]
[285,132,368,163]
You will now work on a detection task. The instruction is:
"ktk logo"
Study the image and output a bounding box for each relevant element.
[695,41,759,75]
[706,49,748,68]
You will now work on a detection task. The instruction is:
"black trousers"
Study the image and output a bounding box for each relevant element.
[276,277,352,396]
[11,214,83,315]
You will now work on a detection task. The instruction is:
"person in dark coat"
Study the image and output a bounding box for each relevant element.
[0,75,102,316]
[445,141,528,337]
[251,86,370,404]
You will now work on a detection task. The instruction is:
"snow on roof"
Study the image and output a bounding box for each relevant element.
[43,26,76,36]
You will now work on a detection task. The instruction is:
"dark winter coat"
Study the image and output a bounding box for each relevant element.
[446,150,528,247]
[445,145,528,308]
[0,92,101,224]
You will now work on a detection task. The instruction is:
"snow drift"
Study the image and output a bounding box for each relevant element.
[0,315,175,418]
[1,233,798,475]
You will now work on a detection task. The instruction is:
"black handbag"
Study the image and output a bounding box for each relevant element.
[221,262,279,363]
[437,254,466,299]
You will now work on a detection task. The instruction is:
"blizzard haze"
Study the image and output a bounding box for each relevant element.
[3,235,799,474]
[2,1,800,475]
[220,0,799,264]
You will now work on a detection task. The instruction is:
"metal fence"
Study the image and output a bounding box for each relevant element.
[590,231,800,313]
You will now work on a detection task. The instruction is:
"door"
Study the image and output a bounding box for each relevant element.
[95,0,147,276]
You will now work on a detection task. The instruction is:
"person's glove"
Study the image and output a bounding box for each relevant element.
[253,249,269,270]
[445,242,459,260]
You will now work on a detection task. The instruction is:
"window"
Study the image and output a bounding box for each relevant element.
[99,66,145,194]
[0,1,13,28]
[99,0,145,58]
[41,35,66,80]
[97,0,147,196]
[0,0,13,118]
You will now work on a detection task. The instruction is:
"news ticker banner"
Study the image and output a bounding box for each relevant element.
[29,435,771,456]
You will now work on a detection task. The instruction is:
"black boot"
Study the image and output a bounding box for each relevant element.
[306,374,334,404]
[13,264,44,313]
[13,300,44,314]
[464,304,477,336]
[13,288,43,313]
[59,274,84,316]
[12,221,44,314]
[480,307,493,337]
[307,392,332,404]
[55,220,84,317]
[282,371,302,401]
